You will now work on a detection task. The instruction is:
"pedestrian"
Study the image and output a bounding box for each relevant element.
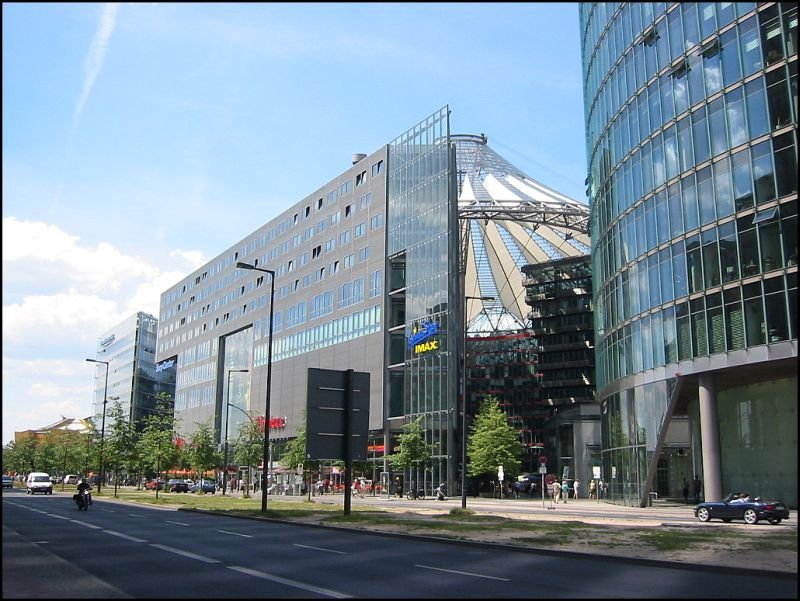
[598,479,604,499]
[681,476,689,503]
[561,480,569,503]
[692,475,702,503]
[552,479,561,503]
[395,476,403,498]
[589,480,597,499]
[573,479,580,499]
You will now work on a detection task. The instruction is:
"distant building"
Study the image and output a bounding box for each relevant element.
[522,255,599,486]
[88,312,176,431]
[14,416,94,444]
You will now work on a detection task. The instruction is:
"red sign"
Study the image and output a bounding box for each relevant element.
[539,455,548,465]
[545,474,556,485]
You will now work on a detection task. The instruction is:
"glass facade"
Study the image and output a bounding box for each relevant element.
[386,106,460,491]
[90,312,175,431]
[582,3,797,506]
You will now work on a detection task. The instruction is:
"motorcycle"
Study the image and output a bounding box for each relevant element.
[73,488,91,511]
[406,487,425,500]
[434,483,447,501]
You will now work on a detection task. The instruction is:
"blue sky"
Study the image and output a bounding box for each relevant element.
[2,2,587,445]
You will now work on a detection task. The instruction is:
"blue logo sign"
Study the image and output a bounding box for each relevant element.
[407,320,440,351]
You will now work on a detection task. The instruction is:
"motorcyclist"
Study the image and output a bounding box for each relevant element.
[76,478,92,507]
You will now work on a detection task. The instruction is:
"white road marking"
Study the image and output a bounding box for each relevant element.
[105,530,147,543]
[293,543,347,554]
[70,520,102,530]
[48,514,71,520]
[227,565,351,598]
[149,543,220,563]
[127,513,146,518]
[415,564,510,581]
[217,529,253,538]
[165,520,190,526]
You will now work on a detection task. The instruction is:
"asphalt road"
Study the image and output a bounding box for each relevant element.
[3,488,797,599]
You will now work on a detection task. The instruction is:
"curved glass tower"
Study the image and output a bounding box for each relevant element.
[581,3,797,506]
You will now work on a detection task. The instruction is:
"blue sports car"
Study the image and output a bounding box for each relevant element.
[694,492,790,525]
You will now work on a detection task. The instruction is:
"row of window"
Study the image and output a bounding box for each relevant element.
[594,131,797,286]
[585,3,797,202]
[596,273,797,389]
[596,199,796,336]
[161,164,382,324]
[253,305,382,365]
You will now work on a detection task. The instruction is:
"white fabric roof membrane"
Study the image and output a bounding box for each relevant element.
[454,134,591,336]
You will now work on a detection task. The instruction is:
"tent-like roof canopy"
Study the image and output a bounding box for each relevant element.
[454,134,591,335]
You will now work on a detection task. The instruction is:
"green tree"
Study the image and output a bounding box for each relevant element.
[232,417,263,498]
[186,419,219,490]
[138,394,178,499]
[386,416,434,499]
[467,396,524,483]
[281,417,320,498]
[105,401,141,494]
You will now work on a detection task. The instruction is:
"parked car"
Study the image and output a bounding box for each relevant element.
[145,479,165,491]
[3,475,13,489]
[167,478,190,493]
[190,480,216,494]
[694,492,790,525]
[64,474,79,485]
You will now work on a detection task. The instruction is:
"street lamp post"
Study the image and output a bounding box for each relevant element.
[461,295,495,510]
[85,358,109,495]
[222,368,249,496]
[236,261,275,513]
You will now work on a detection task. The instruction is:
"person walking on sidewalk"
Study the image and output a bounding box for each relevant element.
[552,480,561,503]
[681,477,690,504]
[573,479,580,499]
[561,480,569,503]
[692,475,702,503]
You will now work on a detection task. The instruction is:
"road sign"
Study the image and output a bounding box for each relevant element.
[539,455,548,465]
[498,466,504,480]
[539,466,547,474]
[545,473,556,484]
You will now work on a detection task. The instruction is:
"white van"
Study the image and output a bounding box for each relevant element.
[64,474,79,485]
[26,472,53,495]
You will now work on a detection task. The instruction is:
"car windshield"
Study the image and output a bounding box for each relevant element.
[33,476,50,482]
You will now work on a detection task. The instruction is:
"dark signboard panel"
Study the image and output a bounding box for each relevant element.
[306,368,370,461]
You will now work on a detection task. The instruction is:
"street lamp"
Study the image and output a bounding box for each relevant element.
[461,295,495,510]
[235,261,275,513]
[85,358,109,495]
[222,368,249,496]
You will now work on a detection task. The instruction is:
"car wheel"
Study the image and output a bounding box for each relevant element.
[768,518,782,525]
[744,509,758,525]
[696,507,711,522]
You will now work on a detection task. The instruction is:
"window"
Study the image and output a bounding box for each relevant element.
[325,238,336,253]
[340,180,352,196]
[345,204,353,218]
[371,160,384,176]
[330,211,341,226]
[370,213,384,230]
[354,222,366,238]
[359,246,370,262]
[360,192,372,208]
[369,269,382,298]
[327,190,337,205]
[339,230,351,245]
[344,253,354,269]
[355,170,367,187]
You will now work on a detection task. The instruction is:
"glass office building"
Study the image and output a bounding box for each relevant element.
[581,3,797,506]
[89,312,176,430]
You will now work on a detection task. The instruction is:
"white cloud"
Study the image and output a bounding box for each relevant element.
[1,216,206,444]
[74,3,120,125]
